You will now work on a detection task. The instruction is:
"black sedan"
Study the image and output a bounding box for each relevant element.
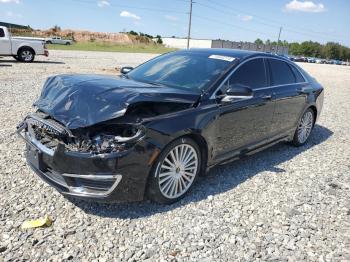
[17,49,324,204]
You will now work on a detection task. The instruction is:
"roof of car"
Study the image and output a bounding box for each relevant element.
[180,48,285,61]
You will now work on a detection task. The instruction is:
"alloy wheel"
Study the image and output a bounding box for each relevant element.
[297,111,314,143]
[158,144,198,199]
[21,51,33,62]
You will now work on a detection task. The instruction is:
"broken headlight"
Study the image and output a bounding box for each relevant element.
[68,125,145,154]
[90,128,144,154]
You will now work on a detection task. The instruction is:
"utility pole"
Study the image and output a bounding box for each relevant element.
[187,0,193,49]
[275,26,282,54]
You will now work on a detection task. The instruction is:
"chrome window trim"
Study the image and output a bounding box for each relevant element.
[210,55,309,99]
[267,57,308,84]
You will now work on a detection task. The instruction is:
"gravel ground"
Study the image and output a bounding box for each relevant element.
[0,50,349,261]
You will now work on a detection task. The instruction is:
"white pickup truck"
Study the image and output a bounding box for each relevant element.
[46,36,73,45]
[0,26,48,62]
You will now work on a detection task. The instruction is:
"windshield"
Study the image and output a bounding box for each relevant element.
[127,52,234,91]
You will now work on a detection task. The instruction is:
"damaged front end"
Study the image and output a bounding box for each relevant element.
[16,111,148,201]
[19,111,145,155]
[17,74,200,202]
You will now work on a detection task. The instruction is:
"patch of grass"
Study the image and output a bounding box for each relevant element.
[47,41,177,54]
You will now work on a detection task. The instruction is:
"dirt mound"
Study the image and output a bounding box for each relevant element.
[33,29,152,44]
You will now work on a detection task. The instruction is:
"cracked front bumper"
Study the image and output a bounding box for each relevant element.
[17,123,157,203]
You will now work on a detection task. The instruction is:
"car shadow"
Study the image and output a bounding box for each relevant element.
[0,59,65,64]
[0,58,12,67]
[69,124,333,219]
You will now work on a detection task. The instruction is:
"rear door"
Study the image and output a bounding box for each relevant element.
[0,28,11,55]
[214,58,275,157]
[267,58,309,135]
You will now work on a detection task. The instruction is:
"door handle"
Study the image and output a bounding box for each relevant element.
[297,87,313,94]
[261,94,272,100]
[297,88,307,94]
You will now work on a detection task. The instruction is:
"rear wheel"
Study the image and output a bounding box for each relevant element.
[147,137,201,204]
[18,48,35,63]
[291,108,315,146]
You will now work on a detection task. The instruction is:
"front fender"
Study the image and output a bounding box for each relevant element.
[142,103,219,165]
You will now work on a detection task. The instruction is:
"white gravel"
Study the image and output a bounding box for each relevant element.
[0,50,349,261]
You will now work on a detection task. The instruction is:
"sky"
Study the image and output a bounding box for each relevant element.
[0,0,349,46]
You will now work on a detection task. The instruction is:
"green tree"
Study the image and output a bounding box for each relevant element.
[341,47,350,60]
[156,35,163,44]
[286,40,350,60]
[298,41,322,57]
[128,30,138,36]
[323,42,341,59]
[289,42,301,56]
[254,38,263,45]
[144,33,153,39]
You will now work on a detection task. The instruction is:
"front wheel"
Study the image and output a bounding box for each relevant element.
[291,108,315,146]
[147,137,201,204]
[18,48,35,63]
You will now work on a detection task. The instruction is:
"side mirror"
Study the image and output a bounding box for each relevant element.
[120,66,134,75]
[222,84,253,102]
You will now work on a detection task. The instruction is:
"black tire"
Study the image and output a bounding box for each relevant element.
[65,42,71,45]
[147,137,201,204]
[12,55,21,61]
[46,41,52,44]
[17,47,35,63]
[291,108,315,147]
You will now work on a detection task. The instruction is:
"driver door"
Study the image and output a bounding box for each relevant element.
[214,58,275,158]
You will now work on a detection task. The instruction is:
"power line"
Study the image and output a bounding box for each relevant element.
[197,3,338,41]
[49,0,347,44]
[196,1,279,30]
[193,14,277,39]
[69,0,187,14]
[188,1,283,42]
[195,1,291,41]
[197,0,348,42]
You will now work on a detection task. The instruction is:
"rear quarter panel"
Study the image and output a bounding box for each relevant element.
[11,39,45,55]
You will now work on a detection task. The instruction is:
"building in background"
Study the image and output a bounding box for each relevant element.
[161,37,212,49]
[162,37,289,55]
[212,40,289,55]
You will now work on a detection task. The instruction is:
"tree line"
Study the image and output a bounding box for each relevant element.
[254,38,350,61]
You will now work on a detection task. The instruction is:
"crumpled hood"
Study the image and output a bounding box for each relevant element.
[34,74,200,129]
